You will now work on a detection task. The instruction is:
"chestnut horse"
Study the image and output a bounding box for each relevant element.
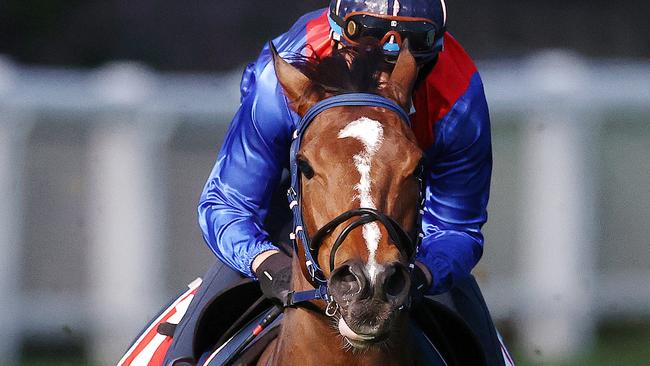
[256,42,438,366]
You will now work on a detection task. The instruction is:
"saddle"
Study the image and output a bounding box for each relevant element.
[119,279,486,366]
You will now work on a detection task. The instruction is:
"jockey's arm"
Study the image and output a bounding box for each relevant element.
[197,9,331,278]
[198,45,293,278]
[416,74,492,295]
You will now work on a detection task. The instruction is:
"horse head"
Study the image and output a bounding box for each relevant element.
[273,41,425,350]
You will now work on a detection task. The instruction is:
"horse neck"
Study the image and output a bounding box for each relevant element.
[265,257,415,366]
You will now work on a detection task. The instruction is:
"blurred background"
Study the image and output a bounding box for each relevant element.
[1,1,649,365]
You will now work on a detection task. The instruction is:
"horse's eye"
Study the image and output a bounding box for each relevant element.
[298,159,315,179]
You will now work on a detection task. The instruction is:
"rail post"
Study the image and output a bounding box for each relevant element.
[0,56,33,366]
[86,63,175,365]
[517,51,597,361]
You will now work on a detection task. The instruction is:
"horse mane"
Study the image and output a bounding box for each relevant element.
[289,39,394,101]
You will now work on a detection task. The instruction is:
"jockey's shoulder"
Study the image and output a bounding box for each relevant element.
[411,34,487,149]
[257,9,329,66]
[414,33,486,131]
[236,11,330,132]
[246,9,330,99]
[425,33,482,93]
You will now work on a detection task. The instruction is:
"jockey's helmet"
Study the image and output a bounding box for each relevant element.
[328,0,447,63]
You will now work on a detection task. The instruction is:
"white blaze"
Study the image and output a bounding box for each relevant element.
[338,117,384,279]
[393,0,401,16]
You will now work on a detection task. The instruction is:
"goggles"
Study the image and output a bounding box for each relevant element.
[330,12,442,57]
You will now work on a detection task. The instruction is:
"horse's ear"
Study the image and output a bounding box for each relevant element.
[387,40,418,110]
[271,42,317,116]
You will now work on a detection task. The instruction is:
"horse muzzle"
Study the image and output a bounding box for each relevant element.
[328,260,411,347]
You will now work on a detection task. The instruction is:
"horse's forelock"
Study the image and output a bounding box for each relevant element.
[291,39,391,100]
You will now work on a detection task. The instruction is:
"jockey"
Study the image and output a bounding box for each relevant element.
[164,1,514,365]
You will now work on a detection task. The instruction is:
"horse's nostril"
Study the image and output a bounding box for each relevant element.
[383,264,409,298]
[330,263,368,299]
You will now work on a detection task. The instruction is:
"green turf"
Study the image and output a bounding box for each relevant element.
[514,325,650,366]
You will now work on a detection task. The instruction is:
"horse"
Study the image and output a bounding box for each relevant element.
[117,40,488,366]
[254,41,455,366]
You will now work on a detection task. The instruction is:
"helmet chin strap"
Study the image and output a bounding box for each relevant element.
[328,14,344,42]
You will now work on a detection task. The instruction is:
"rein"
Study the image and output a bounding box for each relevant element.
[284,92,425,313]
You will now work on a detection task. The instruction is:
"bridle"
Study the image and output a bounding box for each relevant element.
[284,93,425,314]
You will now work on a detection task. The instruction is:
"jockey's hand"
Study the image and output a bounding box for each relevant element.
[254,251,293,306]
[411,261,433,302]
